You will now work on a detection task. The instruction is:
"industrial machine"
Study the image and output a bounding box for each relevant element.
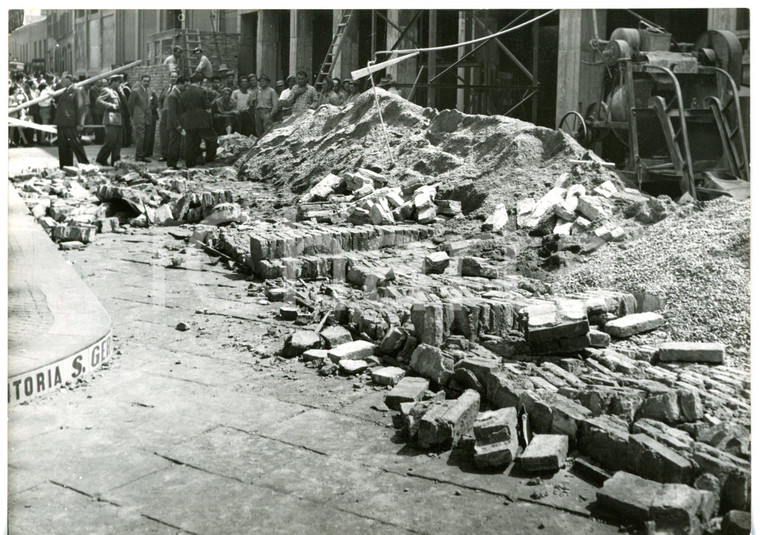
[559,24,749,199]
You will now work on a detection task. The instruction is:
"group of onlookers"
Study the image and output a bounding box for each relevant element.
[8,44,403,171]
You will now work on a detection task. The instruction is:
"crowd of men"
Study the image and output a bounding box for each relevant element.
[8,44,402,170]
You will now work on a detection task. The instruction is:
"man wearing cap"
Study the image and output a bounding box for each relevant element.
[166,76,187,169]
[254,75,279,137]
[285,71,318,116]
[54,73,90,168]
[164,47,183,74]
[96,75,125,166]
[128,74,153,162]
[212,87,237,135]
[379,74,402,97]
[158,71,179,161]
[181,74,217,168]
[193,48,213,80]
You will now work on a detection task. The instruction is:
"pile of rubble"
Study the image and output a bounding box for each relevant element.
[238,89,618,216]
[276,282,748,534]
[12,163,251,250]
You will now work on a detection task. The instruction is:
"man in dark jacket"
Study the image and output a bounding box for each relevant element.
[166,76,187,169]
[96,75,125,166]
[128,74,152,162]
[145,80,159,158]
[54,74,90,168]
[181,73,217,168]
[158,71,179,161]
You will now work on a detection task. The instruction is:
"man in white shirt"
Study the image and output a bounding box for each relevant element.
[193,47,213,80]
[230,77,253,136]
[164,47,183,74]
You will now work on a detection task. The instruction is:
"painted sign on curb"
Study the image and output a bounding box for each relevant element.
[8,330,113,404]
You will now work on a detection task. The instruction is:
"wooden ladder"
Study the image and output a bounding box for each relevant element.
[184,29,202,76]
[314,10,354,87]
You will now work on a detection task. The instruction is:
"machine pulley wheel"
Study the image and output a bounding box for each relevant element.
[559,111,591,147]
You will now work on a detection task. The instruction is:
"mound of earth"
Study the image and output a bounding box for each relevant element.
[238,88,615,216]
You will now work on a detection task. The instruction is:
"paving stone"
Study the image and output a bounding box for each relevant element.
[657,342,725,364]
[378,327,407,355]
[280,306,299,321]
[460,256,498,279]
[371,366,405,386]
[454,357,500,387]
[385,377,430,410]
[650,483,703,535]
[638,391,681,424]
[283,331,322,358]
[597,471,659,523]
[473,441,517,469]
[486,372,533,409]
[678,389,703,422]
[410,344,454,386]
[411,303,446,347]
[339,359,369,375]
[319,325,353,348]
[301,349,329,364]
[327,340,376,363]
[424,251,450,274]
[579,416,631,472]
[520,434,569,472]
[473,408,517,445]
[721,510,751,535]
[587,329,611,348]
[605,312,665,338]
[577,195,609,221]
[417,389,480,449]
[523,187,565,229]
[627,433,692,483]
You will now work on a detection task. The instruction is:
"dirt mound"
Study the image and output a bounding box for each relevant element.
[552,197,750,365]
[238,89,599,215]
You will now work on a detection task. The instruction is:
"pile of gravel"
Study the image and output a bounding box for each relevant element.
[553,197,750,366]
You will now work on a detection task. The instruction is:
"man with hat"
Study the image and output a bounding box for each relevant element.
[193,47,213,80]
[181,73,217,168]
[54,73,90,168]
[379,74,401,97]
[254,74,279,137]
[164,46,183,74]
[95,74,126,167]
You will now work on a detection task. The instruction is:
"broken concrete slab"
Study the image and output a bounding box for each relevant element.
[650,483,703,535]
[627,433,692,484]
[473,408,518,445]
[385,377,431,410]
[460,256,498,279]
[657,342,725,364]
[520,434,569,472]
[721,510,751,535]
[605,312,665,338]
[473,440,518,469]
